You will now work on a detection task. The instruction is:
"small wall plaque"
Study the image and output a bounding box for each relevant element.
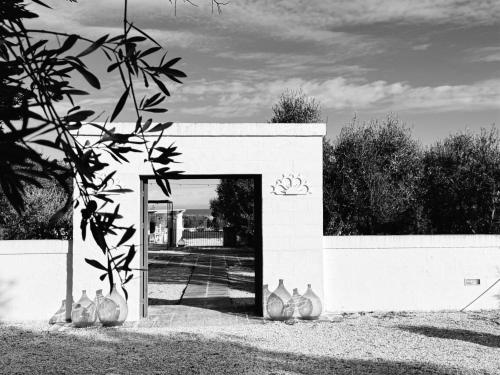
[464,279,480,286]
[271,173,311,195]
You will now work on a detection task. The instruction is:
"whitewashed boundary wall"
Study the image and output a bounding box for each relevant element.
[2,235,500,320]
[0,240,70,321]
[323,235,500,312]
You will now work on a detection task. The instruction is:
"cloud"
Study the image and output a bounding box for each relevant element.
[412,43,431,51]
[468,47,500,62]
[30,0,499,62]
[23,0,500,124]
[173,77,500,119]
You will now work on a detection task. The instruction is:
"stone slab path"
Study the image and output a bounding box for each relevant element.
[146,246,257,327]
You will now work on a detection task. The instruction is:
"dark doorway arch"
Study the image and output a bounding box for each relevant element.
[140,174,263,319]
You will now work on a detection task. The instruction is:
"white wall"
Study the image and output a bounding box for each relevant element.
[73,123,326,320]
[323,235,500,312]
[0,240,69,321]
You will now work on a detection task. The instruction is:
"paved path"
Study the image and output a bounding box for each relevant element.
[146,246,257,326]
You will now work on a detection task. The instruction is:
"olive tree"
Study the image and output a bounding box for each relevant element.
[421,128,500,234]
[269,89,322,123]
[324,115,424,235]
[210,178,255,244]
[0,176,72,240]
[0,0,224,296]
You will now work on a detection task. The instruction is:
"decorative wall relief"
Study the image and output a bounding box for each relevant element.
[271,174,311,195]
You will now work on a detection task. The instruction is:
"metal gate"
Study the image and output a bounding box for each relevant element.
[180,229,223,247]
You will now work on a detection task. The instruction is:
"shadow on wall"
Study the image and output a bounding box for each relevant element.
[492,267,500,310]
[0,279,15,320]
[399,325,500,348]
[66,240,73,321]
[0,325,474,374]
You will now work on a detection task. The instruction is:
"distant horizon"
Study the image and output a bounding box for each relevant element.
[148,179,220,211]
[182,208,213,215]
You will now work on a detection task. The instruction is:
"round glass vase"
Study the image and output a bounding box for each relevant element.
[298,284,322,320]
[49,299,68,325]
[98,284,128,326]
[71,290,97,328]
[266,279,294,321]
[262,284,271,318]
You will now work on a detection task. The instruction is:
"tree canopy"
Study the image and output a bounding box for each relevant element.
[324,116,424,235]
[0,174,72,240]
[421,128,500,234]
[269,89,322,123]
[210,178,255,244]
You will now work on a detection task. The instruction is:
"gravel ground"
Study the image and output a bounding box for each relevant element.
[1,311,500,374]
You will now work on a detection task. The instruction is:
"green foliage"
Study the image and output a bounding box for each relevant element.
[421,128,500,234]
[0,0,226,295]
[269,89,322,123]
[0,177,72,240]
[210,179,255,244]
[324,115,424,235]
[269,89,499,235]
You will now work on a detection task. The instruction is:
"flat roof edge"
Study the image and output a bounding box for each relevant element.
[74,122,326,137]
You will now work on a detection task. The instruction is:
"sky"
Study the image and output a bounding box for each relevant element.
[148,179,219,210]
[28,0,499,144]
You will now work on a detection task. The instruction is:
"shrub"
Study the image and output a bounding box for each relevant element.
[421,128,500,234]
[324,115,424,235]
[0,178,72,240]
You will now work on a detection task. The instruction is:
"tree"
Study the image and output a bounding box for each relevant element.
[323,137,337,234]
[269,89,322,123]
[324,115,424,235]
[421,128,500,234]
[0,0,223,296]
[0,176,72,240]
[210,179,255,244]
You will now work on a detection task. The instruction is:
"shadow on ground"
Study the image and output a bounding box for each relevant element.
[0,324,471,374]
[148,247,255,294]
[148,246,255,316]
[399,325,500,348]
[148,296,257,314]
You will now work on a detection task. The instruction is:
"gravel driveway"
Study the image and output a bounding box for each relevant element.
[1,311,499,374]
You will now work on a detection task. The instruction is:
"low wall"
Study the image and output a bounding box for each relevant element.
[3,236,499,320]
[0,240,70,321]
[323,235,500,312]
